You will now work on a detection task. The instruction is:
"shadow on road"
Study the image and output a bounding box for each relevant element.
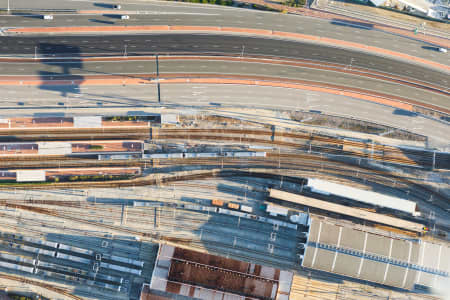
[89,18,115,24]
[330,18,373,30]
[393,108,418,117]
[421,45,439,51]
[38,43,84,99]
[94,3,116,8]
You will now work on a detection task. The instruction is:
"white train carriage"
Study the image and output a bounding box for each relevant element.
[0,260,35,274]
[58,243,94,256]
[56,252,91,264]
[23,236,58,248]
[21,245,56,257]
[100,262,142,275]
[223,151,266,157]
[102,253,144,268]
[98,154,141,160]
[143,153,184,159]
[94,280,122,292]
[0,252,35,265]
[94,272,124,284]
[184,152,219,158]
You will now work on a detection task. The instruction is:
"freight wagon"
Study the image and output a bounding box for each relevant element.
[211,199,253,213]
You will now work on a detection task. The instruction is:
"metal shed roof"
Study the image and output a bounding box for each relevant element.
[37,142,72,155]
[302,218,448,290]
[16,170,46,182]
[306,178,418,215]
[73,116,102,128]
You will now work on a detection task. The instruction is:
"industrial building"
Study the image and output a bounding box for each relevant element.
[306,178,420,216]
[302,217,450,290]
[150,244,293,300]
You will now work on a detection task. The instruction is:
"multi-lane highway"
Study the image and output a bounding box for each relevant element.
[2,34,449,87]
[1,58,448,108]
[1,1,449,65]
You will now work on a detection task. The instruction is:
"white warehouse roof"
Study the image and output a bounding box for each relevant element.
[16,170,46,182]
[306,178,418,216]
[74,116,102,128]
[37,142,72,155]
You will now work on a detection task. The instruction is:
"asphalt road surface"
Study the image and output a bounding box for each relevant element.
[0,84,448,149]
[2,59,448,109]
[1,34,449,88]
[0,0,449,66]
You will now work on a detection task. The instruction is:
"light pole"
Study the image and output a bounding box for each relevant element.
[124,44,127,57]
[240,45,245,58]
[7,0,10,14]
[34,46,37,60]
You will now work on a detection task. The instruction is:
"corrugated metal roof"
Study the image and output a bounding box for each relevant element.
[16,170,46,182]
[37,142,72,155]
[73,116,102,128]
[307,178,417,215]
[161,114,178,125]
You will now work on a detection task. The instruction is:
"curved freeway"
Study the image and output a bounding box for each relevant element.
[3,34,448,89]
[1,2,449,66]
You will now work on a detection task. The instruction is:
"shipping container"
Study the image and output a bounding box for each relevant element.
[227,202,240,210]
[211,199,224,207]
[240,205,253,213]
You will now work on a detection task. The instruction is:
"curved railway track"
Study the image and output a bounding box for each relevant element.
[0,272,83,300]
[0,155,446,210]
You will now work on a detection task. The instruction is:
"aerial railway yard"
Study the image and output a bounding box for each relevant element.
[0,113,448,300]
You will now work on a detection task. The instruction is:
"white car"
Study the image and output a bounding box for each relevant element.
[43,15,53,20]
[121,15,129,20]
[438,48,447,53]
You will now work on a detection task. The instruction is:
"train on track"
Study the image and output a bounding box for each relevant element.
[0,236,145,293]
[98,151,266,160]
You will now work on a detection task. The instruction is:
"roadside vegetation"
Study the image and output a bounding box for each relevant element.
[165,0,281,11]
[283,0,306,7]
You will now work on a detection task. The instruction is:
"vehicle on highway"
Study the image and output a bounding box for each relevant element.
[438,47,447,53]
[113,4,121,9]
[121,15,130,20]
[43,15,53,20]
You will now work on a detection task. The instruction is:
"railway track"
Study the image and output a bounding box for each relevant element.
[0,155,446,210]
[154,130,433,168]
[0,202,295,269]
[0,272,83,300]
[0,127,149,142]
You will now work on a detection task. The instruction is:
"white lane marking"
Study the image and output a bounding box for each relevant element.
[382,239,394,284]
[311,220,322,268]
[402,241,413,288]
[357,232,368,277]
[331,227,342,272]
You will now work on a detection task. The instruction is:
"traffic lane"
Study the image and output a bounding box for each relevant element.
[1,59,448,109]
[1,34,448,87]
[3,0,235,12]
[1,9,449,65]
[0,84,447,148]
